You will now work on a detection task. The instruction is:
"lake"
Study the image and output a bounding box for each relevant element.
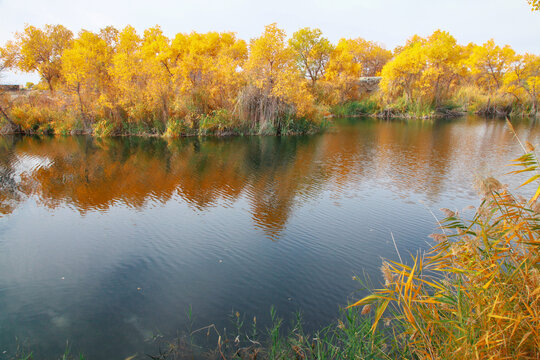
[0,116,538,359]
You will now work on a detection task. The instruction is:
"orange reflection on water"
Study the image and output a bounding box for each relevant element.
[1,117,539,238]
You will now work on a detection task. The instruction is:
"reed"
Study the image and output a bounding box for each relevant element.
[350,120,540,359]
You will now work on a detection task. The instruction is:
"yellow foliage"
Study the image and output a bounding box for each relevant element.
[245,23,315,122]
[466,39,516,93]
[325,37,391,104]
[4,23,540,133]
[288,27,333,86]
[380,30,465,106]
[325,39,364,103]
[10,103,71,133]
[171,31,247,113]
[62,29,112,124]
[0,24,73,91]
[245,23,293,92]
[504,53,540,113]
[110,25,144,114]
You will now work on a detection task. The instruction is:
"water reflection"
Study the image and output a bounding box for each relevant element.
[1,117,540,359]
[1,117,539,238]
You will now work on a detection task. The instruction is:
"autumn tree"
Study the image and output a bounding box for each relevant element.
[392,34,426,55]
[325,39,363,103]
[380,30,465,106]
[288,27,333,87]
[419,30,466,105]
[244,23,314,132]
[0,63,19,132]
[0,24,73,91]
[140,26,175,122]
[379,40,424,102]
[349,38,392,77]
[99,26,119,51]
[528,0,539,10]
[245,24,292,93]
[109,25,144,119]
[62,30,112,127]
[324,37,391,103]
[466,39,516,93]
[171,31,247,116]
[504,54,540,113]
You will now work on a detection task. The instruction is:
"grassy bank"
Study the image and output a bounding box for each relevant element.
[0,94,330,137]
[144,306,404,360]
[8,306,401,360]
[331,93,540,120]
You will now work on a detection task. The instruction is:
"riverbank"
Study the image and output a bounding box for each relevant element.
[7,306,406,359]
[0,101,330,137]
[331,98,540,120]
[2,24,540,137]
[2,94,537,137]
[145,306,405,360]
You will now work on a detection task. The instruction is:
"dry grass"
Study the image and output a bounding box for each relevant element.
[453,86,515,116]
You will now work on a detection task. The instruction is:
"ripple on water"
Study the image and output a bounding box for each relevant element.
[0,117,539,358]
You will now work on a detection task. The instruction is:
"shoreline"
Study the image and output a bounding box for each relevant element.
[3,112,532,137]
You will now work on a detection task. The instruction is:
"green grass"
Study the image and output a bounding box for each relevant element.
[9,341,85,360]
[331,99,380,117]
[148,306,410,360]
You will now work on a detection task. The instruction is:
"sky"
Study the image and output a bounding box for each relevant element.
[0,0,539,84]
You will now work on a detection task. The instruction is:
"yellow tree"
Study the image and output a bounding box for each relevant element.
[0,24,73,91]
[528,0,539,10]
[325,39,364,103]
[244,23,314,131]
[111,25,175,126]
[245,24,292,94]
[420,30,466,105]
[504,54,540,114]
[99,26,119,51]
[288,27,333,87]
[62,30,111,127]
[171,31,247,115]
[391,34,426,56]
[379,41,424,102]
[140,26,175,122]
[467,39,516,93]
[324,37,391,103]
[110,25,144,118]
[350,38,392,77]
[380,31,465,106]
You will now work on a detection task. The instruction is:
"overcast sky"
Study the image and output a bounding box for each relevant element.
[1,0,539,84]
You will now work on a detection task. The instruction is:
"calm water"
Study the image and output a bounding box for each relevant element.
[0,117,539,358]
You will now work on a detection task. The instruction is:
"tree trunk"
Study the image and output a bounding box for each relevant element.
[45,76,55,93]
[0,102,21,134]
[76,83,89,130]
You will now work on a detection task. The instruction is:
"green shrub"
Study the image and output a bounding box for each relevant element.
[331,99,380,116]
[93,119,116,137]
[199,109,233,134]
